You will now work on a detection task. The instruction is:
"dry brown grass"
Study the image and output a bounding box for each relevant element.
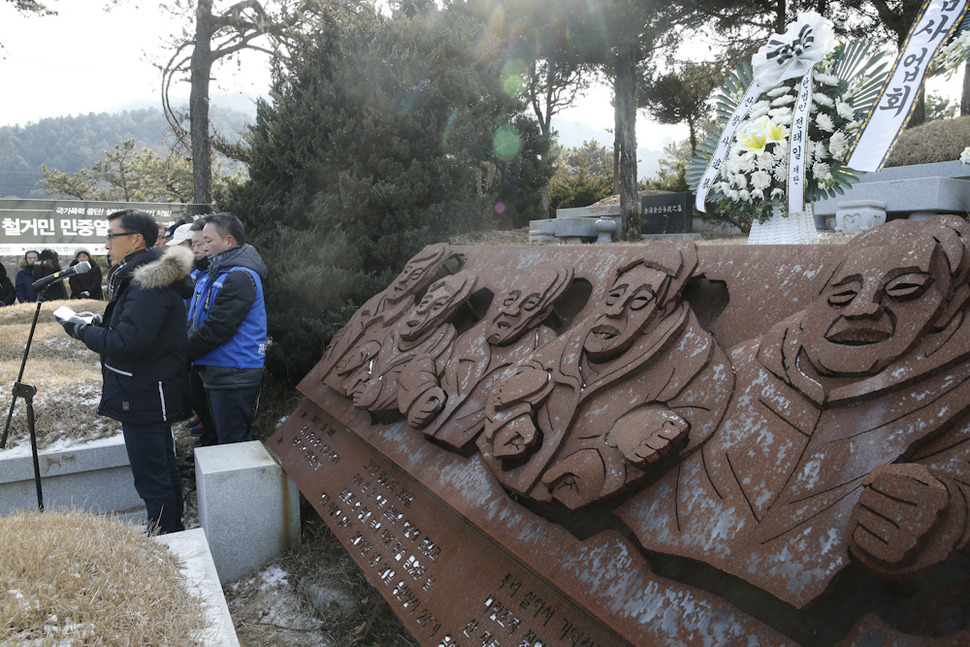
[886,114,970,167]
[0,509,206,646]
[0,300,112,452]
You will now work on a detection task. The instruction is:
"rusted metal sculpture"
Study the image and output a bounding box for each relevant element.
[271,217,970,647]
[618,216,970,608]
[477,244,733,510]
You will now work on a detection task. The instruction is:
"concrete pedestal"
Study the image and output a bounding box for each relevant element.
[195,441,301,584]
[0,435,143,519]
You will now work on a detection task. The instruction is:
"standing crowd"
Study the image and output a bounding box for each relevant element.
[36,209,268,535]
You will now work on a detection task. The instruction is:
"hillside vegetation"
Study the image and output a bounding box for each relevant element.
[0,106,251,199]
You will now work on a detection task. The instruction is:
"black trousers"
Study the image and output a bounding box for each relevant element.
[187,370,217,447]
[121,420,184,534]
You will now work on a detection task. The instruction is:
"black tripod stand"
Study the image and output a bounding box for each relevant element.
[0,286,56,511]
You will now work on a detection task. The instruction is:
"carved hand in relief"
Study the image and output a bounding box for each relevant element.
[489,414,540,459]
[605,404,690,468]
[848,463,949,573]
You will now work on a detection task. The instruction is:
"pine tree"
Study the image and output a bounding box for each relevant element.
[226,6,531,382]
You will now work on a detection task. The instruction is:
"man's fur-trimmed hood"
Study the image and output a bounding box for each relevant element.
[133,245,194,290]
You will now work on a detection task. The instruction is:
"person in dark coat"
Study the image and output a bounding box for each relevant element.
[187,212,268,445]
[68,249,104,300]
[58,210,194,535]
[15,250,39,303]
[0,264,15,306]
[33,249,68,301]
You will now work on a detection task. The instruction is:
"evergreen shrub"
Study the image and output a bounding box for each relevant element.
[226,6,534,383]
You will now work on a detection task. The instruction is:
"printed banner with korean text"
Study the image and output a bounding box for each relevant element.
[846,0,969,172]
[0,200,209,256]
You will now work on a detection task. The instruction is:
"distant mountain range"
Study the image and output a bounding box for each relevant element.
[134,95,676,180]
[0,101,250,200]
[0,94,675,199]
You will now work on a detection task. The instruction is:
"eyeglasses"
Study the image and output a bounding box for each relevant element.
[105,232,136,242]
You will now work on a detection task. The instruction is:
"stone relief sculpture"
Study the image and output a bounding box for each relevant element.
[616,215,970,608]
[315,243,462,393]
[477,242,734,509]
[283,227,970,645]
[341,272,478,418]
[404,261,575,452]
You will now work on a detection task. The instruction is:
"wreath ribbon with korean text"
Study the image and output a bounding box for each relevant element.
[696,13,835,213]
[846,0,970,172]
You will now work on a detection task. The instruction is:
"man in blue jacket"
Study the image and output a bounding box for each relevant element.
[187,212,268,444]
[59,209,194,534]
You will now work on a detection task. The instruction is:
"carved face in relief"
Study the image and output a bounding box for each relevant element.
[386,246,446,301]
[800,239,947,376]
[341,342,382,407]
[485,265,570,346]
[401,274,473,342]
[583,264,669,363]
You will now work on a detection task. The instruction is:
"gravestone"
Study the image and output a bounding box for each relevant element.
[640,192,692,234]
[269,217,970,646]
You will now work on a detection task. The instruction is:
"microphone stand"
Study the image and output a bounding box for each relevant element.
[0,285,54,511]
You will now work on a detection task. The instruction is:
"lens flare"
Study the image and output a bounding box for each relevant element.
[493,125,521,162]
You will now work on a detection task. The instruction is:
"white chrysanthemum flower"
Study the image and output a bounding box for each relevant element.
[803,139,816,163]
[751,188,765,201]
[815,140,829,161]
[960,146,970,166]
[770,93,797,106]
[814,72,839,86]
[773,163,788,183]
[748,100,771,120]
[756,152,775,170]
[816,112,836,132]
[829,131,848,159]
[835,100,855,120]
[768,107,793,122]
[813,161,832,181]
[739,189,751,202]
[771,187,786,201]
[812,92,835,109]
[767,86,791,98]
[739,155,757,173]
[751,170,772,190]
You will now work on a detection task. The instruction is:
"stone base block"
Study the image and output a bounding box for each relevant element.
[835,200,887,234]
[195,441,301,584]
[0,435,143,519]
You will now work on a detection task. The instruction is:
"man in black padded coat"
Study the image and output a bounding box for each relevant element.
[59,209,194,535]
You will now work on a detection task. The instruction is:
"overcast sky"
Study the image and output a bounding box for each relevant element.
[0,0,271,127]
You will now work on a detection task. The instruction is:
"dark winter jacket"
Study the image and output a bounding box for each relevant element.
[15,257,36,303]
[187,244,268,372]
[68,251,104,300]
[32,259,68,301]
[0,265,14,306]
[76,246,195,425]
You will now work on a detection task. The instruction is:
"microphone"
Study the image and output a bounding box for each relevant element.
[32,261,92,290]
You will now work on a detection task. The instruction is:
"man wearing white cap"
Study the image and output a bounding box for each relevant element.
[166,223,193,249]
